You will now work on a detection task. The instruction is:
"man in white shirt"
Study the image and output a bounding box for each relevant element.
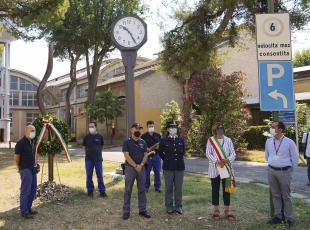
[302,131,310,186]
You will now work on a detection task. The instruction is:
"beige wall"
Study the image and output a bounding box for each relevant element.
[295,78,310,93]
[10,109,40,142]
[220,32,259,100]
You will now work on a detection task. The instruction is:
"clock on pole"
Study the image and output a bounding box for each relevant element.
[111,15,147,135]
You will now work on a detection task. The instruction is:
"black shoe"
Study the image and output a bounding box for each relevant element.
[123,213,130,220]
[100,192,107,198]
[139,211,151,218]
[155,188,162,193]
[287,220,294,229]
[175,208,183,215]
[29,209,38,215]
[145,188,149,193]
[87,192,94,198]
[21,213,34,219]
[267,217,282,225]
[166,209,174,214]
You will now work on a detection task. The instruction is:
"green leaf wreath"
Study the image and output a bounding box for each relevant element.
[32,114,69,156]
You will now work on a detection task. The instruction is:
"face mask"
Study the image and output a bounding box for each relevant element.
[216,127,224,136]
[29,131,36,139]
[148,127,155,133]
[270,128,276,136]
[89,128,96,134]
[134,131,141,138]
[169,128,177,136]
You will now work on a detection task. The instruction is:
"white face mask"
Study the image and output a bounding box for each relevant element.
[148,127,155,133]
[270,128,276,136]
[29,131,36,139]
[89,128,96,134]
[170,128,177,136]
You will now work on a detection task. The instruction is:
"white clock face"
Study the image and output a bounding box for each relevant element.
[113,16,146,48]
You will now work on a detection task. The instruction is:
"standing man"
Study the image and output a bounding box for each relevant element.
[14,125,39,219]
[265,121,299,228]
[302,130,310,186]
[122,123,151,220]
[141,120,162,193]
[83,121,107,198]
[159,121,185,214]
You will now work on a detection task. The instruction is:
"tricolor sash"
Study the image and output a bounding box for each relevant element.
[35,119,71,162]
[209,136,236,193]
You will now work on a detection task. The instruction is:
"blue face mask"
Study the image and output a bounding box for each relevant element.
[216,127,224,136]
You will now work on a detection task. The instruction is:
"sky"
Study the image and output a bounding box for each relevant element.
[8,1,310,80]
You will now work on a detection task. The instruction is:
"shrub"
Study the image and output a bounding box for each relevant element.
[242,125,269,150]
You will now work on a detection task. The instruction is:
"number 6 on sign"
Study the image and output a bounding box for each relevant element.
[263,18,283,36]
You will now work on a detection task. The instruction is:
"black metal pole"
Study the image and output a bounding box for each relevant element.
[122,51,137,137]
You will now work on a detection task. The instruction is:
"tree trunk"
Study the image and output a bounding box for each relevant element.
[36,43,54,182]
[37,43,53,115]
[65,53,79,130]
[181,78,192,142]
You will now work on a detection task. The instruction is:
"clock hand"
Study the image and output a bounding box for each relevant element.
[120,25,137,44]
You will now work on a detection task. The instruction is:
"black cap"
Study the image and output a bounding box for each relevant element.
[166,121,178,129]
[131,122,143,129]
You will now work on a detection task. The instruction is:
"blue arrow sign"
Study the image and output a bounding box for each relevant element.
[259,61,295,111]
[278,111,296,124]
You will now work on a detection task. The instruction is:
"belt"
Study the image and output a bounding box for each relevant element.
[268,165,291,171]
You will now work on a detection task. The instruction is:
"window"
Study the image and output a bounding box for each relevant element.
[22,92,37,107]
[10,76,18,90]
[76,83,88,98]
[26,113,38,125]
[20,79,37,91]
[9,92,19,106]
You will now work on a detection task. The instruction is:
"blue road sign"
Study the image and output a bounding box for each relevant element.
[279,111,295,125]
[259,61,295,111]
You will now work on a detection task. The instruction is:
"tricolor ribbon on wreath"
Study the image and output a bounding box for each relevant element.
[35,119,71,162]
[209,136,236,193]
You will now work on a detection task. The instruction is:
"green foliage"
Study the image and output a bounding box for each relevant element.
[32,114,69,156]
[160,100,181,137]
[160,0,310,78]
[0,0,67,40]
[186,68,250,156]
[293,49,310,67]
[242,125,269,150]
[85,90,123,123]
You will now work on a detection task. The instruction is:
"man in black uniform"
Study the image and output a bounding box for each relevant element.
[14,125,39,219]
[159,121,185,214]
[141,120,162,192]
[122,123,151,220]
[83,121,107,198]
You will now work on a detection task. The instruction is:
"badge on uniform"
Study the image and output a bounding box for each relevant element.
[273,155,280,160]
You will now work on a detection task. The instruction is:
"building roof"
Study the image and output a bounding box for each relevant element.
[294,65,310,73]
[9,69,40,85]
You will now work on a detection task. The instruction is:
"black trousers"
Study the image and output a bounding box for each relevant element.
[211,176,230,206]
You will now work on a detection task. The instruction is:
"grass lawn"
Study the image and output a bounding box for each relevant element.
[1,149,310,230]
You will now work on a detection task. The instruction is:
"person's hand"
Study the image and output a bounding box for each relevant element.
[135,164,142,174]
[155,143,160,150]
[217,160,225,168]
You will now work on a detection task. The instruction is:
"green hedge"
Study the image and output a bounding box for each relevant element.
[242,125,269,150]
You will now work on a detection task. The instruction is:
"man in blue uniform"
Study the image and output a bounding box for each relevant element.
[14,125,39,219]
[159,121,185,214]
[141,120,162,193]
[122,123,151,220]
[83,121,107,198]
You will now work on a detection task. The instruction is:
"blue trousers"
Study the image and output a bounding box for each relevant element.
[307,157,310,183]
[85,160,106,193]
[145,155,161,189]
[20,169,37,214]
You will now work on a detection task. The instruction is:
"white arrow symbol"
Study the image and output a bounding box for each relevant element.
[268,90,288,109]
